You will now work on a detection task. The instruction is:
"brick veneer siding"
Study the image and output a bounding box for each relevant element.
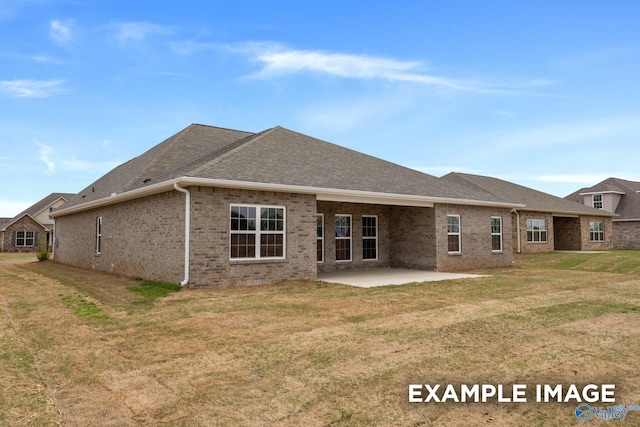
[553,217,581,250]
[2,215,45,252]
[189,187,316,287]
[316,201,392,272]
[580,216,613,251]
[513,211,555,253]
[612,221,640,249]
[389,206,436,270]
[54,191,185,283]
[435,204,513,271]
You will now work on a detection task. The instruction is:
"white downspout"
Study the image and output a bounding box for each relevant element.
[174,183,190,286]
[52,222,56,259]
[512,209,521,253]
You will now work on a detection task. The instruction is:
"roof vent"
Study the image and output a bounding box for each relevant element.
[143,178,152,184]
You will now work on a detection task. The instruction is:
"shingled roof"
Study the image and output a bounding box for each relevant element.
[565,177,640,220]
[1,192,74,230]
[442,173,615,217]
[60,124,519,212]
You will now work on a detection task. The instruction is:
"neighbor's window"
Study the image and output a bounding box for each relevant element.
[526,219,547,242]
[593,194,603,209]
[316,214,324,263]
[335,215,352,262]
[362,215,378,260]
[589,221,604,242]
[96,217,102,254]
[447,215,461,253]
[491,216,502,252]
[16,231,35,247]
[230,205,285,259]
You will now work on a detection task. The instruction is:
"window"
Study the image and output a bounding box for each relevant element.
[316,214,324,263]
[589,222,604,242]
[16,231,35,247]
[592,194,603,209]
[362,215,378,260]
[230,205,285,259]
[526,219,547,242]
[335,215,352,262]
[491,217,502,252]
[96,217,102,254]
[447,215,461,253]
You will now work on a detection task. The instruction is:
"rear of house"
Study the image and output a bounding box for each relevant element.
[52,124,520,288]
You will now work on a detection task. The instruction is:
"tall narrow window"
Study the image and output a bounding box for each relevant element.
[230,205,285,259]
[592,194,603,209]
[447,215,461,253]
[589,222,604,242]
[362,215,378,260]
[526,219,547,242]
[335,215,352,262]
[96,217,102,254]
[491,217,502,252]
[316,214,324,263]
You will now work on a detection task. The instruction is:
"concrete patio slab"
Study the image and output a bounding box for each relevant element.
[317,268,488,288]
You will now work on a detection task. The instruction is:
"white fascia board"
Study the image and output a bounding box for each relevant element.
[579,191,626,196]
[612,218,640,222]
[521,208,617,218]
[51,176,525,217]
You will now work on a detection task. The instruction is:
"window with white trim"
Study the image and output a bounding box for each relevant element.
[335,215,352,262]
[447,215,461,253]
[96,217,102,254]
[16,231,35,247]
[491,216,502,252]
[526,219,547,242]
[316,214,324,263]
[592,194,603,209]
[362,215,378,260]
[230,205,285,259]
[589,221,604,242]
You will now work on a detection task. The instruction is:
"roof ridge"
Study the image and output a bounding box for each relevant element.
[186,127,276,177]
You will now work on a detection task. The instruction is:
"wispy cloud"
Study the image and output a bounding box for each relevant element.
[50,19,74,44]
[36,142,56,174]
[0,79,65,98]
[111,22,173,44]
[31,54,65,64]
[169,40,218,55]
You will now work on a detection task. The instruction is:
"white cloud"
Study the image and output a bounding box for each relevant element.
[31,54,65,64]
[0,79,65,98]
[36,142,56,174]
[226,42,520,94]
[169,40,218,55]
[50,19,74,44]
[111,22,172,44]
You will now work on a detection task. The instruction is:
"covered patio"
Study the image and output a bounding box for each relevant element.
[317,268,488,288]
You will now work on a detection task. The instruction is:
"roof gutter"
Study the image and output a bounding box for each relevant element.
[173,183,190,287]
[51,176,526,219]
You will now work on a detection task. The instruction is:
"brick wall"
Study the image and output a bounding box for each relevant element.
[553,217,581,250]
[612,221,640,249]
[316,201,391,272]
[435,204,513,270]
[54,191,185,283]
[1,215,46,252]
[189,187,316,287]
[513,211,555,253]
[580,216,614,251]
[389,206,436,270]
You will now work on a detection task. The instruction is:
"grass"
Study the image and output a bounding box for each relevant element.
[0,251,638,426]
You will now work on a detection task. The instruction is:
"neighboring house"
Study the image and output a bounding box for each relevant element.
[565,177,640,249]
[1,193,73,252]
[441,173,615,253]
[52,124,526,288]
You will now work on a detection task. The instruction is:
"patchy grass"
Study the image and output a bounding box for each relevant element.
[128,280,182,299]
[61,295,109,319]
[0,252,638,426]
[0,252,36,263]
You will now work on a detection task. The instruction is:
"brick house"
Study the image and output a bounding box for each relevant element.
[51,124,529,288]
[441,173,615,253]
[1,193,73,252]
[566,177,640,249]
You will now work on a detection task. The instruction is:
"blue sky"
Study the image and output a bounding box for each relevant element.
[1,1,639,216]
